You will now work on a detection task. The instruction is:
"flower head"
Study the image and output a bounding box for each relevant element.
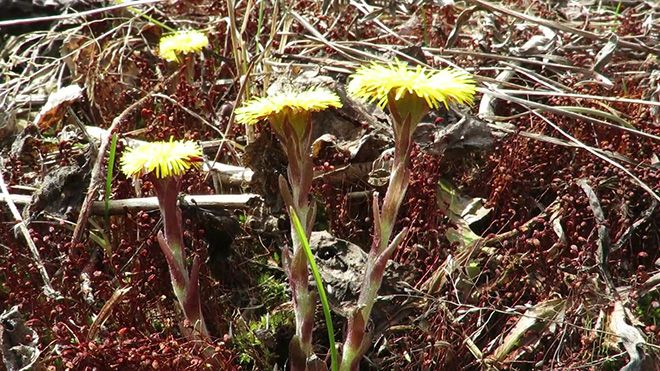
[348,60,476,110]
[121,139,204,179]
[235,88,343,127]
[158,30,209,62]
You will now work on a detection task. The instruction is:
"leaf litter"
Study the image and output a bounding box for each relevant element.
[0,0,659,369]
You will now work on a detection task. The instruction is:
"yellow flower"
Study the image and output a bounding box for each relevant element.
[121,139,204,179]
[235,89,343,127]
[347,60,476,110]
[158,30,209,62]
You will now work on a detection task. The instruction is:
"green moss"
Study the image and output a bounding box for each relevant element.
[257,273,287,307]
[231,272,291,367]
[636,290,660,325]
[233,310,293,367]
[602,357,617,371]
[466,260,481,281]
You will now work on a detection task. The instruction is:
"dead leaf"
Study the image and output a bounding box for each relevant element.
[487,299,566,365]
[33,84,83,132]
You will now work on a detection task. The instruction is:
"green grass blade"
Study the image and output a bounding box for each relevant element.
[255,0,265,46]
[289,206,338,371]
[105,134,118,225]
[124,4,176,33]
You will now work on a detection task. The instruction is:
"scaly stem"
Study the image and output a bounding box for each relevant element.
[153,176,209,339]
[276,114,318,370]
[340,96,420,371]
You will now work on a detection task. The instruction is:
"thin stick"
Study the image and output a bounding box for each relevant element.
[92,194,259,213]
[0,0,164,27]
[1,193,259,214]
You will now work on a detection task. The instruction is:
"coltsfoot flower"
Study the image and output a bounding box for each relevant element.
[348,60,476,110]
[236,88,343,369]
[235,88,342,127]
[121,139,203,179]
[158,30,209,62]
[339,59,476,371]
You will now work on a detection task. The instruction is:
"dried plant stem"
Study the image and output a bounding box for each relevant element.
[226,0,254,143]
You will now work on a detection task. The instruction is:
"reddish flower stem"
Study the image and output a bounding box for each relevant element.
[276,115,318,370]
[340,97,420,370]
[153,176,209,339]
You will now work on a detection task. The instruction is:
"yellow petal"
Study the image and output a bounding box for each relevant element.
[347,60,476,110]
[121,139,204,179]
[235,88,343,126]
[158,30,209,63]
